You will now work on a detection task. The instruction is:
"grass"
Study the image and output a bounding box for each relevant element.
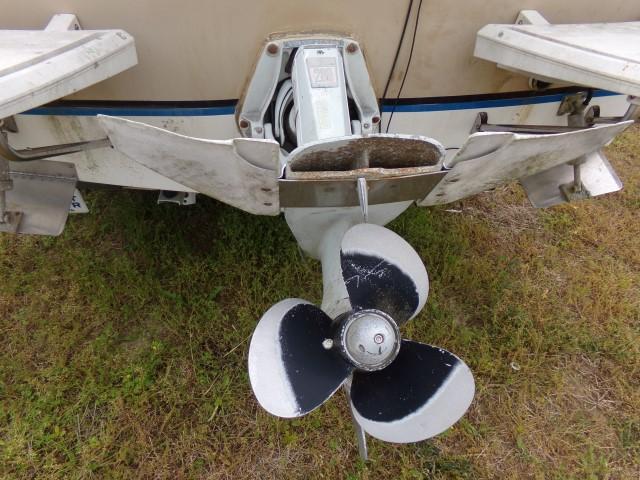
[1,125,639,479]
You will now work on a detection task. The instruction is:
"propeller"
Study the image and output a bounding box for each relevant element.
[248,223,474,452]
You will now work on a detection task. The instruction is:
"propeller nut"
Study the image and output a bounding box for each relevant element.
[336,309,400,371]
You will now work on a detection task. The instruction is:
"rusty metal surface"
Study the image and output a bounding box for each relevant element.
[279,170,447,208]
[288,135,444,173]
[287,165,439,181]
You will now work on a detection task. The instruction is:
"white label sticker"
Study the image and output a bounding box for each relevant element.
[307,57,338,88]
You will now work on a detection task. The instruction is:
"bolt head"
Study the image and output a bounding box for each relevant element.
[372,116,380,124]
[346,42,358,54]
[239,119,249,129]
[266,43,279,55]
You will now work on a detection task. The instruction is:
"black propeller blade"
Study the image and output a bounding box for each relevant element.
[340,223,428,324]
[248,299,353,417]
[350,340,475,443]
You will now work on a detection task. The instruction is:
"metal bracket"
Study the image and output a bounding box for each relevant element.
[0,131,111,163]
[557,92,590,127]
[586,96,639,125]
[472,112,587,135]
[515,10,550,26]
[0,160,77,235]
[585,105,619,126]
[0,112,104,233]
[0,111,109,232]
[466,110,625,208]
[559,159,591,202]
[474,91,633,135]
[498,10,551,87]
[45,13,82,32]
[157,190,197,206]
[0,117,18,133]
[237,34,380,140]
[0,157,20,232]
[0,210,23,233]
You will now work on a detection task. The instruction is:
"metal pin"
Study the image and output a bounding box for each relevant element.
[572,162,582,193]
[344,378,368,461]
[350,405,368,461]
[357,177,368,223]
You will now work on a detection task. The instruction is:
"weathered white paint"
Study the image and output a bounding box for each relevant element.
[99,115,280,215]
[0,26,136,119]
[476,17,640,96]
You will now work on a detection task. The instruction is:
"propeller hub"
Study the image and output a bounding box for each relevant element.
[337,309,400,371]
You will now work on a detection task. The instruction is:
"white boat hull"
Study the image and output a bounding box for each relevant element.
[6,92,629,190]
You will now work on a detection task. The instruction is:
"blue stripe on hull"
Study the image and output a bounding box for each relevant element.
[387,90,619,113]
[23,105,237,117]
[22,90,620,117]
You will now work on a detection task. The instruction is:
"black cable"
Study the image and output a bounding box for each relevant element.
[386,0,423,133]
[380,0,414,116]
